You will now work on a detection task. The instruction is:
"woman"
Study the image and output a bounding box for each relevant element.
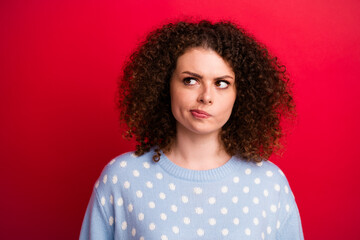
[80,20,304,239]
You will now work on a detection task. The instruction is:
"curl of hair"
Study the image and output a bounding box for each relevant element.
[118,20,295,162]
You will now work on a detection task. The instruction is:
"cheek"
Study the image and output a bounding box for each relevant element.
[221,94,237,117]
[170,90,184,117]
[228,89,237,111]
[171,96,188,119]
[170,88,192,109]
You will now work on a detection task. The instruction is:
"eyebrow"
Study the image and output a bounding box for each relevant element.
[181,71,234,80]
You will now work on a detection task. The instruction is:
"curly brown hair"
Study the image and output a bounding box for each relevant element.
[118,20,295,162]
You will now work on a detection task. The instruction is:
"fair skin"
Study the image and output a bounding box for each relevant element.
[167,47,237,170]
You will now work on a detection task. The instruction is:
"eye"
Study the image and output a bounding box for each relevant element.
[215,80,230,89]
[183,77,197,86]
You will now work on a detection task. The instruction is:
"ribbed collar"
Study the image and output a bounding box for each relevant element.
[157,151,243,182]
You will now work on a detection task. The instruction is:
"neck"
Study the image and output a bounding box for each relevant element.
[165,125,231,170]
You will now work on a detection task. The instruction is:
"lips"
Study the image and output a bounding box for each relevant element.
[190,109,211,119]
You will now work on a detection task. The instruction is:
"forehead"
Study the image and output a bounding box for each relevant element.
[175,47,235,77]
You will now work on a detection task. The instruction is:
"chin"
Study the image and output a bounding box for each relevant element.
[189,126,221,136]
[176,120,223,136]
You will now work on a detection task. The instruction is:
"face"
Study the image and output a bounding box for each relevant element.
[170,47,237,137]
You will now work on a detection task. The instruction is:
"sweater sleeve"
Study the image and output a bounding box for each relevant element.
[275,180,304,240]
[276,198,304,240]
[79,188,114,240]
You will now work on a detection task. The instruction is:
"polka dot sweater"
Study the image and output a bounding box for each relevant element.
[80,150,304,240]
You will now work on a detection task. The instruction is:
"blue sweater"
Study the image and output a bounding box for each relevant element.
[80,150,304,240]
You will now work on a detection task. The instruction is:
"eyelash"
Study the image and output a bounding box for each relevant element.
[182,77,230,89]
[215,80,230,89]
[183,77,197,85]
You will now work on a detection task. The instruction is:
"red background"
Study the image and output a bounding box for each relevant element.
[1,0,359,239]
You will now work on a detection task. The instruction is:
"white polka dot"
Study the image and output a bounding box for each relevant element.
[109,216,114,226]
[261,232,265,239]
[254,178,261,184]
[267,226,272,234]
[133,170,140,177]
[116,197,123,206]
[121,221,127,230]
[266,171,274,177]
[262,210,267,218]
[221,207,228,215]
[160,213,167,220]
[197,228,204,236]
[284,185,289,194]
[209,218,216,225]
[263,189,269,197]
[146,181,153,188]
[110,195,114,204]
[120,161,127,168]
[136,190,143,198]
[278,169,285,176]
[156,172,163,180]
[243,206,249,214]
[277,220,281,229]
[140,237,144,240]
[131,153,136,158]
[95,180,99,188]
[221,186,228,193]
[232,196,239,203]
[194,187,203,194]
[159,192,166,200]
[143,162,150,169]
[171,205,178,212]
[243,186,250,193]
[109,159,116,165]
[270,204,277,213]
[124,181,130,189]
[245,228,251,236]
[169,183,176,191]
[253,217,259,225]
[128,203,133,212]
[183,217,190,224]
[245,168,251,175]
[222,228,229,236]
[101,196,106,206]
[286,204,290,212]
[138,212,144,221]
[233,217,240,225]
[208,197,216,204]
[148,201,155,208]
[161,235,168,240]
[195,207,204,214]
[149,223,156,231]
[233,176,240,183]
[131,228,136,236]
[274,184,281,191]
[253,197,259,204]
[182,195,189,203]
[257,161,263,167]
[103,174,108,184]
[172,226,179,234]
[112,175,118,184]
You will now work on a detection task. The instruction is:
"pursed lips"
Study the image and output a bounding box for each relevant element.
[190,109,211,118]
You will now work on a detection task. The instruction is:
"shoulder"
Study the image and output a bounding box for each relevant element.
[92,150,155,192]
[238,158,287,181]
[104,150,154,174]
[259,160,289,181]
[234,158,295,198]
[241,159,290,184]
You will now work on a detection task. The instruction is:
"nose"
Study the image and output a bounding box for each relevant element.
[197,84,213,104]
